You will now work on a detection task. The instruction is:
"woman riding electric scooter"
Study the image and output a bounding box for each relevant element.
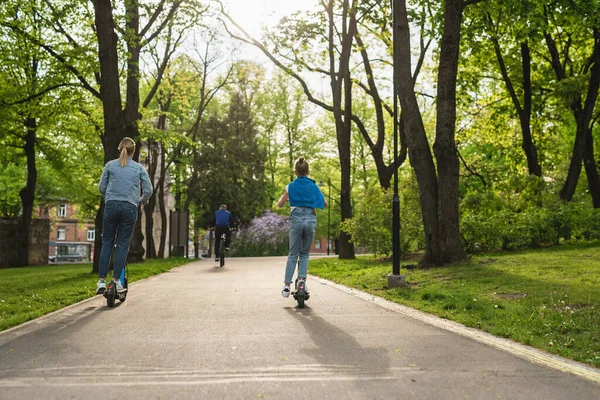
[95,137,153,302]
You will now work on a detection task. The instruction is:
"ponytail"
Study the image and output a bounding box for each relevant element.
[119,147,129,167]
[118,137,135,167]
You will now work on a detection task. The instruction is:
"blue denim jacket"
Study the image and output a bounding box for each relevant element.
[98,158,153,206]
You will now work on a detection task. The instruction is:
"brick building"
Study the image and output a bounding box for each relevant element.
[41,202,95,263]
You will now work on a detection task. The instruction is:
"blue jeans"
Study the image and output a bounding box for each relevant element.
[284,207,317,284]
[98,200,138,280]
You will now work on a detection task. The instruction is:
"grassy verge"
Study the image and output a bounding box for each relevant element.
[310,242,600,368]
[0,258,195,331]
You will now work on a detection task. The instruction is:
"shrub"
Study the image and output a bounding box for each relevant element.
[340,183,424,257]
[459,181,600,253]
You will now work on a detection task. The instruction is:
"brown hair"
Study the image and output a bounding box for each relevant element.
[118,137,135,167]
[294,157,309,176]
[220,204,227,210]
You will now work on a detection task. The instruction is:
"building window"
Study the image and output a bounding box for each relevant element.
[57,227,66,240]
[58,204,67,217]
[314,239,322,250]
[87,229,95,241]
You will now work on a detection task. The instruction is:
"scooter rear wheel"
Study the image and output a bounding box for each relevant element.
[297,279,306,309]
[106,283,116,308]
[297,293,305,309]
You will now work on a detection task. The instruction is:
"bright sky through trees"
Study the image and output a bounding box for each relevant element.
[223,0,315,38]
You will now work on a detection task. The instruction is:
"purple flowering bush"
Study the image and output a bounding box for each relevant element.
[231,211,289,256]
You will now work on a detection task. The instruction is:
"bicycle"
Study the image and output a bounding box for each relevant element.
[218,232,226,267]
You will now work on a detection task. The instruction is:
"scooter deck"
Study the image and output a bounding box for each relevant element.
[103,288,128,297]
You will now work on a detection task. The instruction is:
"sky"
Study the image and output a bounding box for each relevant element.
[222,0,316,39]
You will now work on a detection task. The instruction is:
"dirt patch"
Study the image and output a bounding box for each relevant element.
[492,292,527,300]
[478,258,496,265]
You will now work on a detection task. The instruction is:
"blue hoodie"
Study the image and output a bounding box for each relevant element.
[288,176,325,209]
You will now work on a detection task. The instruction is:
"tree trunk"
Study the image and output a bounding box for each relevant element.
[158,147,168,258]
[92,200,104,273]
[584,132,600,207]
[92,0,127,268]
[518,42,541,177]
[550,29,600,204]
[394,0,466,266]
[127,207,145,263]
[123,0,145,262]
[144,140,159,259]
[394,0,438,264]
[490,25,541,177]
[580,29,600,207]
[432,0,467,264]
[560,100,585,201]
[328,0,356,259]
[16,117,37,267]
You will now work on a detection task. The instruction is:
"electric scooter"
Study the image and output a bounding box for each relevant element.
[103,263,128,307]
[292,277,310,309]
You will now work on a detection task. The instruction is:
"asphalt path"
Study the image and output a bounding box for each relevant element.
[1,256,599,399]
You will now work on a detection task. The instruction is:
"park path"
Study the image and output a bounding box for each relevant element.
[1,256,599,399]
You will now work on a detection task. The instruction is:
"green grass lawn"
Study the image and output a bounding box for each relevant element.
[0,258,195,331]
[310,242,600,368]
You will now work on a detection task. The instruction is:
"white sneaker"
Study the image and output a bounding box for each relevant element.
[96,280,106,295]
[281,286,290,298]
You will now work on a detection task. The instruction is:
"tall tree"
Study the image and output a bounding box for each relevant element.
[394,0,471,265]
[482,5,541,177]
[0,0,71,266]
[541,2,600,205]
[189,91,269,229]
[91,0,202,266]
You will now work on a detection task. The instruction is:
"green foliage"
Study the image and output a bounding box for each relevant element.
[341,186,392,257]
[188,74,270,228]
[0,163,25,217]
[460,175,600,253]
[340,178,424,256]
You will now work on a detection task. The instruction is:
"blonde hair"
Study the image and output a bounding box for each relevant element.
[118,137,135,167]
[294,157,309,176]
[220,204,227,210]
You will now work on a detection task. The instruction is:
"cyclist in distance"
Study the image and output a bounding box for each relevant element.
[214,204,231,262]
[96,137,152,294]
